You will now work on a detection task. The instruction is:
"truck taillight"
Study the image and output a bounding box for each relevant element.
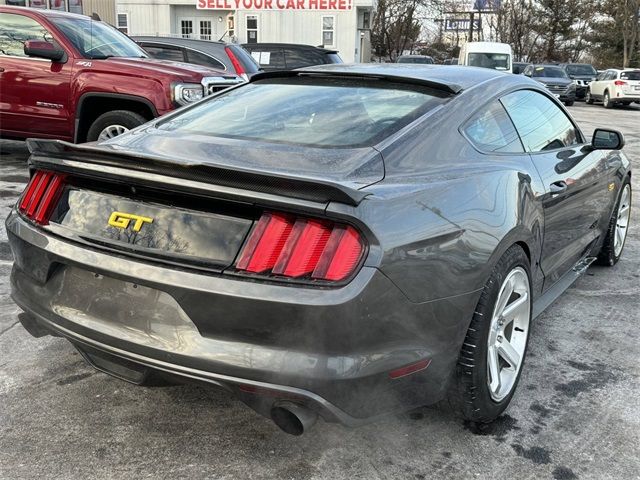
[236,212,365,282]
[614,80,627,86]
[225,46,245,76]
[18,170,66,225]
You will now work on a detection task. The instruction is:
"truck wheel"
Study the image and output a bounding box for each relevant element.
[596,179,632,266]
[86,110,147,142]
[446,245,532,423]
[585,90,594,104]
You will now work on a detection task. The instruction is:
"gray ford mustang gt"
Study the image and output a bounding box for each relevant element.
[7,64,632,435]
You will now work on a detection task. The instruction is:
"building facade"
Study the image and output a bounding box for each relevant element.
[1,0,117,25]
[116,0,374,62]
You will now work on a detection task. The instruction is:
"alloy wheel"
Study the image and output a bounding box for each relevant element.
[97,124,129,141]
[487,267,531,402]
[614,184,631,257]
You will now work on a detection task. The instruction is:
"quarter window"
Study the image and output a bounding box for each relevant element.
[0,13,53,57]
[463,101,523,153]
[322,16,335,47]
[187,49,226,70]
[501,90,580,152]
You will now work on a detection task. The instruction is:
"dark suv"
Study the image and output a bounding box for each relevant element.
[241,43,342,71]
[134,36,261,80]
[523,64,576,106]
[557,63,598,99]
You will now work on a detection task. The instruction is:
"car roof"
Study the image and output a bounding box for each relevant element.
[132,36,228,48]
[0,5,87,19]
[263,64,512,94]
[399,55,433,58]
[241,43,338,54]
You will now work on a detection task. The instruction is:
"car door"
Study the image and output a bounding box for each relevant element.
[0,11,73,139]
[501,89,614,289]
[590,70,609,98]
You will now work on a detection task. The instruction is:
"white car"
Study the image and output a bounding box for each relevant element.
[586,69,640,108]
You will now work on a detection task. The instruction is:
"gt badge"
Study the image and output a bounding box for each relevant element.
[108,212,153,232]
[608,182,616,192]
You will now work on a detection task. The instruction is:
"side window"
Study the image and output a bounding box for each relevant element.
[606,71,616,80]
[501,90,580,152]
[463,101,523,153]
[186,49,226,70]
[142,45,185,63]
[284,48,323,69]
[249,48,285,70]
[0,13,52,57]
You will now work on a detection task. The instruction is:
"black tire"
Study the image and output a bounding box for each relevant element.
[603,91,614,109]
[585,90,594,104]
[564,100,574,106]
[596,178,632,266]
[86,110,147,142]
[446,245,532,423]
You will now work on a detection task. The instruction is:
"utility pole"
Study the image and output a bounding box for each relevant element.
[468,11,474,42]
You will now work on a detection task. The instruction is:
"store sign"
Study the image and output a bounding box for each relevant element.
[197,0,352,10]
[444,18,482,31]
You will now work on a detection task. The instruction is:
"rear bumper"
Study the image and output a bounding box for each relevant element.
[6,211,479,424]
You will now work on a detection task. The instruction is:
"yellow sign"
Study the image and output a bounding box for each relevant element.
[608,182,616,192]
[108,211,153,232]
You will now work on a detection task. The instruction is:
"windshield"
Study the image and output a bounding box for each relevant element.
[50,17,147,59]
[467,53,510,71]
[565,64,597,76]
[532,66,568,78]
[398,56,434,64]
[158,77,449,148]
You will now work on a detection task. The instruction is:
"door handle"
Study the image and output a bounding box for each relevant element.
[550,181,568,195]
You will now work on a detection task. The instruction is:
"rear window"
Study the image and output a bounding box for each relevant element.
[621,71,640,80]
[158,77,449,148]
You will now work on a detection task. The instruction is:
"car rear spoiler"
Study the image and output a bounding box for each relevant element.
[26,139,370,207]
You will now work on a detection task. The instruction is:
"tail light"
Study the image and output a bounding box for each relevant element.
[18,170,66,225]
[236,212,365,282]
[225,46,245,77]
[614,80,627,86]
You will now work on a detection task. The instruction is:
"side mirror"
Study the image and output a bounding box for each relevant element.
[24,40,66,62]
[592,128,625,150]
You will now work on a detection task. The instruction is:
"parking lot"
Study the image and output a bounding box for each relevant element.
[0,102,639,480]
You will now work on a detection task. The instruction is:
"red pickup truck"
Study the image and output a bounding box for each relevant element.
[0,6,243,142]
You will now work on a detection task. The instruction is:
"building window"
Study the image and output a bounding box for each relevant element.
[246,15,258,44]
[322,16,335,47]
[117,13,129,35]
[362,11,370,30]
[180,19,193,38]
[227,16,234,38]
[200,20,212,40]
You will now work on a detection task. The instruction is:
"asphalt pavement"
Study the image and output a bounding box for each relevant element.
[1,102,639,480]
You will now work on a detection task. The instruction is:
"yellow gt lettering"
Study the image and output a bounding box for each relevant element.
[108,212,153,232]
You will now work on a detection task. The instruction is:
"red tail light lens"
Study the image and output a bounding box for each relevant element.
[614,80,627,86]
[18,170,66,225]
[225,46,245,76]
[236,212,365,282]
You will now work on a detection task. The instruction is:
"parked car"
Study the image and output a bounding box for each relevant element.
[458,42,512,71]
[443,58,458,65]
[557,63,598,100]
[512,62,531,74]
[523,64,576,106]
[133,36,261,80]
[241,43,342,71]
[397,55,434,64]
[8,64,631,435]
[586,69,640,108]
[0,6,242,143]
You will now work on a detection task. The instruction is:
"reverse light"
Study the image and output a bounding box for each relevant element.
[236,212,365,282]
[18,170,66,225]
